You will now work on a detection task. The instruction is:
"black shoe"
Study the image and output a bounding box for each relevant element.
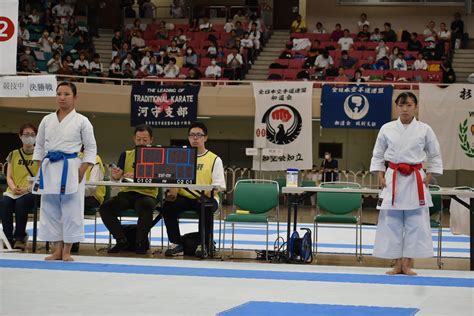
[165,244,184,256]
[71,242,80,253]
[108,238,129,253]
[135,242,148,255]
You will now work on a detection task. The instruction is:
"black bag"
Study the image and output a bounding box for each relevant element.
[122,224,150,251]
[269,62,287,69]
[182,232,201,256]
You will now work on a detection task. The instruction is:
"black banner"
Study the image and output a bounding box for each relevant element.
[130,84,199,128]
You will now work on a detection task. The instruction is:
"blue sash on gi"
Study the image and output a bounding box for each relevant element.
[38,151,78,195]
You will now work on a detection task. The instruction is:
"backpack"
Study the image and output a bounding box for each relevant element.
[182,232,201,256]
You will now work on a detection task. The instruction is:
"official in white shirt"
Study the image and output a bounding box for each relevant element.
[33,82,97,262]
[370,92,443,276]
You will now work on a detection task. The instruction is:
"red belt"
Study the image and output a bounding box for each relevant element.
[388,162,425,206]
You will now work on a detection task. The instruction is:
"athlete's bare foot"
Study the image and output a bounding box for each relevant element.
[401,258,417,275]
[45,253,62,260]
[62,254,74,262]
[386,266,403,275]
[402,266,417,276]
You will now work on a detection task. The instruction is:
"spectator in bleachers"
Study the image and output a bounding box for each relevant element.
[370,27,382,42]
[189,18,200,32]
[38,30,53,52]
[389,46,402,68]
[249,22,261,50]
[185,67,201,85]
[118,42,130,60]
[450,12,464,48]
[122,63,134,79]
[216,45,225,59]
[225,30,239,49]
[248,15,262,32]
[407,32,422,51]
[18,23,30,42]
[330,23,344,42]
[441,59,456,83]
[51,24,64,42]
[382,22,397,42]
[357,24,371,42]
[18,59,33,73]
[423,21,437,43]
[314,49,334,71]
[199,16,214,32]
[157,49,170,67]
[73,52,90,75]
[226,46,244,80]
[164,57,180,78]
[63,54,74,68]
[47,51,62,74]
[141,0,156,19]
[183,47,198,67]
[173,28,188,49]
[155,21,169,40]
[234,21,245,38]
[132,18,144,36]
[122,52,137,72]
[375,40,389,61]
[358,13,370,31]
[233,9,246,25]
[131,30,147,56]
[74,34,91,59]
[413,52,428,70]
[109,56,123,80]
[171,0,185,18]
[205,58,222,79]
[340,50,357,69]
[167,40,182,57]
[338,29,354,51]
[140,50,152,67]
[351,69,365,83]
[89,53,104,76]
[66,16,80,37]
[57,61,74,77]
[142,56,163,76]
[313,22,326,34]
[52,36,64,54]
[19,47,35,70]
[52,0,74,24]
[437,23,451,41]
[41,8,54,29]
[291,14,306,33]
[241,32,254,60]
[28,8,41,25]
[224,18,235,34]
[207,41,217,58]
[393,52,408,70]
[112,30,123,58]
[334,66,349,82]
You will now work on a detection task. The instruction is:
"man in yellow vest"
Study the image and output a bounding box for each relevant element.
[163,121,226,257]
[99,125,158,254]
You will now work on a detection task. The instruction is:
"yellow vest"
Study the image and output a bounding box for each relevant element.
[178,150,217,200]
[6,148,39,195]
[85,154,106,205]
[120,149,158,198]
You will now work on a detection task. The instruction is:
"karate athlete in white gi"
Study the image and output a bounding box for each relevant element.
[370,92,443,275]
[33,82,97,261]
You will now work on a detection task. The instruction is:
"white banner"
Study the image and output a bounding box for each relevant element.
[0,76,28,97]
[419,84,474,170]
[252,82,313,171]
[28,75,57,97]
[0,0,19,75]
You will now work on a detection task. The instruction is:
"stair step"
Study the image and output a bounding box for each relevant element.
[455,49,474,54]
[246,74,268,80]
[251,65,270,70]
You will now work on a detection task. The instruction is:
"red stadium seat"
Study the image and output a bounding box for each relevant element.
[283,69,298,80]
[268,69,284,76]
[275,59,290,66]
[288,59,304,69]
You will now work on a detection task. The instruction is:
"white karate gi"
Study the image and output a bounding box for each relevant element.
[33,109,97,243]
[370,118,443,259]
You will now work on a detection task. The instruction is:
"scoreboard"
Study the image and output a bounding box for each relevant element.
[134,146,197,184]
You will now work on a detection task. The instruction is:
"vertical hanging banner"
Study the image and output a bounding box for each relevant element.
[321,84,393,129]
[130,84,199,128]
[0,0,18,75]
[253,82,313,171]
[419,84,474,170]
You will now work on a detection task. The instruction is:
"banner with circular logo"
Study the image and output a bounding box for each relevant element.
[0,0,18,75]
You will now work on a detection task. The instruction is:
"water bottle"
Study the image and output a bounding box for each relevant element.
[286,168,299,187]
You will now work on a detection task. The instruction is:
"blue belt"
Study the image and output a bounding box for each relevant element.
[38,151,78,195]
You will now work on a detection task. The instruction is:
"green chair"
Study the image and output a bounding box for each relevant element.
[429,185,443,269]
[222,179,279,260]
[314,182,363,261]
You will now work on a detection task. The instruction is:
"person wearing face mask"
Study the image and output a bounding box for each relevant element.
[19,48,36,70]
[1,123,39,250]
[320,151,338,182]
[183,47,198,68]
[205,58,221,79]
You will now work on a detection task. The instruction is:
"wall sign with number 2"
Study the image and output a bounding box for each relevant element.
[0,16,15,42]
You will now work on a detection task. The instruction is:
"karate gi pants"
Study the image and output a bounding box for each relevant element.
[38,184,85,243]
[373,207,433,259]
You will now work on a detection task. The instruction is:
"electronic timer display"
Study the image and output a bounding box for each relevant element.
[134,146,197,184]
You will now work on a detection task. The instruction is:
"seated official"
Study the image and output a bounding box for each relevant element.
[80,151,106,210]
[99,125,158,254]
[163,122,226,257]
[1,123,39,250]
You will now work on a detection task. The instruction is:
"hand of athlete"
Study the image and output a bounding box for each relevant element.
[424,173,432,188]
[78,164,89,183]
[378,171,386,188]
[165,188,178,202]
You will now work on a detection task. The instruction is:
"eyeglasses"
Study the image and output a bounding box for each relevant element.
[21,133,36,137]
[188,133,206,138]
